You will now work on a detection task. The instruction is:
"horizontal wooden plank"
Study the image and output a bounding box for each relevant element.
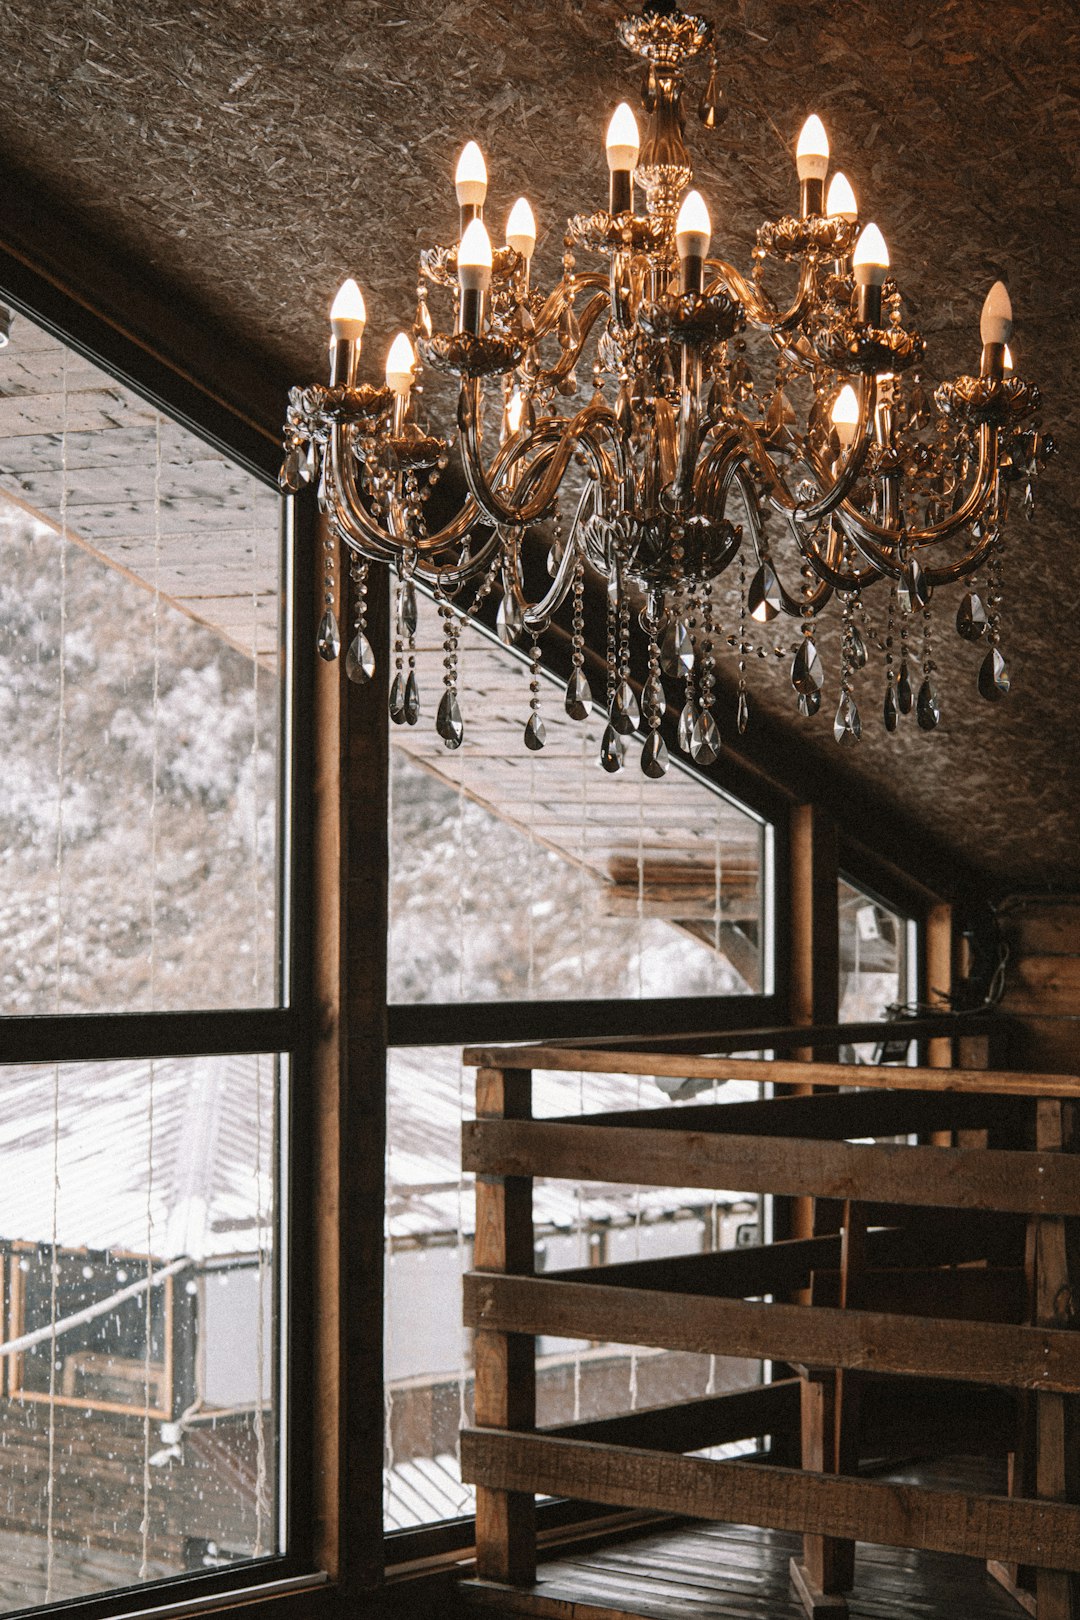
[548,1218,1020,1299]
[462,1047,1078,1098]
[1001,907,1080,957]
[544,1379,801,1452]
[464,1119,1080,1215]
[460,1428,1080,1571]
[464,1272,1080,1392]
[556,1087,1027,1141]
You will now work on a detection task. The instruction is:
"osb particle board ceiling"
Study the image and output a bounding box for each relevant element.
[0,0,1078,893]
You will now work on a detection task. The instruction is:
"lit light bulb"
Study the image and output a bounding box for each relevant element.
[676,190,711,259]
[795,114,829,181]
[385,332,416,395]
[455,141,488,208]
[831,383,860,446]
[1003,343,1015,376]
[852,223,890,285]
[459,217,494,274]
[506,197,537,260]
[605,102,640,170]
[980,280,1013,347]
[825,171,858,223]
[330,278,367,339]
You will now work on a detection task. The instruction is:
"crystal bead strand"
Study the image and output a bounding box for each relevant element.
[691,584,720,764]
[610,584,640,737]
[792,559,823,716]
[345,557,376,685]
[317,529,341,661]
[833,586,861,744]
[524,633,546,750]
[979,528,1011,700]
[564,558,592,719]
[599,588,624,772]
[883,582,900,732]
[737,553,750,734]
[640,631,669,777]
[435,589,465,749]
[917,603,942,729]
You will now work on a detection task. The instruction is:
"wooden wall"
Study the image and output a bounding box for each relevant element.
[999,899,1080,1071]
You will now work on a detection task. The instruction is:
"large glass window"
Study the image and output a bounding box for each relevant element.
[838,877,917,1063]
[0,305,289,1611]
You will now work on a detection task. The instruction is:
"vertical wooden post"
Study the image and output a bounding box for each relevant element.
[925,903,954,1147]
[311,513,389,1594]
[473,1066,536,1585]
[1034,1099,1080,1620]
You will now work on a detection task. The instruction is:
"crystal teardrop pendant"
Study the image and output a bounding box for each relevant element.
[797,690,821,718]
[610,679,640,735]
[978,646,1011,701]
[956,591,989,641]
[897,555,931,613]
[496,592,523,645]
[403,669,420,725]
[345,629,376,685]
[599,723,625,773]
[833,691,862,745]
[389,672,408,725]
[791,637,824,695]
[523,712,546,751]
[301,440,318,485]
[697,61,726,128]
[916,676,941,730]
[690,709,721,765]
[678,699,696,753]
[1024,481,1035,520]
[737,690,749,734]
[279,448,302,493]
[436,690,464,749]
[317,607,341,662]
[398,580,418,639]
[897,661,914,714]
[850,624,869,669]
[640,731,670,779]
[660,620,695,679]
[883,679,900,733]
[748,562,783,623]
[415,293,433,339]
[564,667,592,721]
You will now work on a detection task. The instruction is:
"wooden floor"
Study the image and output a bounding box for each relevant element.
[466,1518,1025,1620]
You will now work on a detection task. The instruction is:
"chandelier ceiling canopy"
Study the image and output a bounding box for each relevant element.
[283,0,1053,777]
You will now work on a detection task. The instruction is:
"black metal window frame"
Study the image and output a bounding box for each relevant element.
[0,253,318,1620]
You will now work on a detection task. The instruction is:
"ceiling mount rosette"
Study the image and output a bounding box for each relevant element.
[283,2,1052,778]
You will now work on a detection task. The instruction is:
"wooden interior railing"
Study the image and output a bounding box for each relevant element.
[457,1020,1080,1620]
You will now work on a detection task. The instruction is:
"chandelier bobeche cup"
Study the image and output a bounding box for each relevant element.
[283,0,1052,776]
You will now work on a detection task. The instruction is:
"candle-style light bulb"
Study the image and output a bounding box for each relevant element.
[455,140,488,231]
[980,280,1013,379]
[831,383,860,447]
[458,217,494,335]
[506,197,537,260]
[796,113,829,217]
[675,189,711,294]
[605,101,640,214]
[795,114,830,178]
[826,171,858,223]
[853,222,889,325]
[328,278,366,386]
[330,278,366,339]
[385,332,416,395]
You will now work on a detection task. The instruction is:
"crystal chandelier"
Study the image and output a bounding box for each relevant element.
[282,1,1053,776]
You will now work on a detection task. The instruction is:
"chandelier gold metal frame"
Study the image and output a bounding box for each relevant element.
[282,0,1052,775]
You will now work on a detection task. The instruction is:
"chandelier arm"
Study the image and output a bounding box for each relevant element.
[789,516,882,592]
[534,291,611,388]
[531,273,609,343]
[329,424,488,556]
[520,477,599,634]
[705,257,816,334]
[725,374,877,525]
[458,381,621,529]
[408,529,507,593]
[719,461,832,615]
[830,422,1000,552]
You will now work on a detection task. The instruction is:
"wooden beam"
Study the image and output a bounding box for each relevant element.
[460,1428,1080,1571]
[464,1272,1080,1391]
[544,1378,801,1453]
[464,1117,1080,1215]
[462,1044,1078,1096]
